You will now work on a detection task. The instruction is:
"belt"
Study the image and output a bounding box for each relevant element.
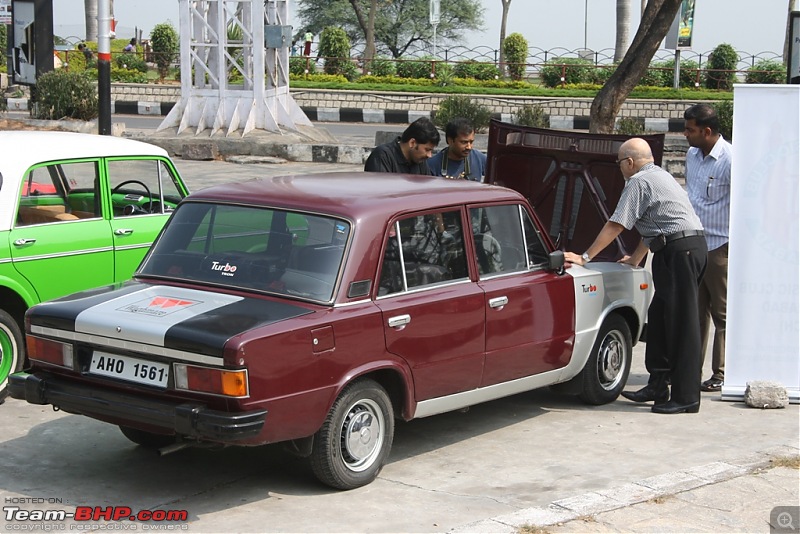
[665,229,704,243]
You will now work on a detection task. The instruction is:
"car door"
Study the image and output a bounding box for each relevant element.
[470,203,575,387]
[105,157,187,281]
[375,209,486,401]
[10,160,114,302]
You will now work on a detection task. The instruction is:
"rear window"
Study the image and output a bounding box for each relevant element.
[138,203,350,303]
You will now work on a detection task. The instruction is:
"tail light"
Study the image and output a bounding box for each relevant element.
[27,336,74,369]
[173,363,248,397]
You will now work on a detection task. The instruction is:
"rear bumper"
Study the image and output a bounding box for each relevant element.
[9,372,267,443]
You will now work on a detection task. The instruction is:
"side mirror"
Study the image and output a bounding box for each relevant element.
[548,250,565,274]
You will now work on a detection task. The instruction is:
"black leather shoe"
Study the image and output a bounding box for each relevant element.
[620,385,669,404]
[651,400,700,414]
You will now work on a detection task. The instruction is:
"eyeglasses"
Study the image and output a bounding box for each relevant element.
[615,157,632,165]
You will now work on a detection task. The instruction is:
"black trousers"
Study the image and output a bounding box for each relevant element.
[645,235,708,404]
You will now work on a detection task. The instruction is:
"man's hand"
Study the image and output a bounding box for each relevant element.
[564,251,585,266]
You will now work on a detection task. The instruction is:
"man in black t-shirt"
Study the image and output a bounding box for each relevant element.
[364,117,440,175]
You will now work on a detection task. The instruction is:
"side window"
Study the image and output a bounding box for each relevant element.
[379,210,467,296]
[469,205,528,276]
[17,161,99,226]
[107,158,184,217]
[521,208,550,267]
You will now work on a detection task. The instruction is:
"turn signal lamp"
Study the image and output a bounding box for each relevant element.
[640,283,649,290]
[26,336,74,369]
[173,363,248,397]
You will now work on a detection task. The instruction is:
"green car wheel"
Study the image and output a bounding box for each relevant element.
[0,309,24,401]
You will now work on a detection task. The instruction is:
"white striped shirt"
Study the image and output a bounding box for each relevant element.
[686,137,733,251]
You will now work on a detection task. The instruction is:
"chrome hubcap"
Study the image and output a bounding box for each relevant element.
[598,331,626,390]
[341,399,384,472]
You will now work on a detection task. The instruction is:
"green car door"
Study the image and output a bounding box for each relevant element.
[11,159,114,301]
[105,157,189,281]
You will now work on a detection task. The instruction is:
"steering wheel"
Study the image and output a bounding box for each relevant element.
[112,180,154,214]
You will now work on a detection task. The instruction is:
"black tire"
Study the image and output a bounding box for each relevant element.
[119,426,177,449]
[579,314,632,405]
[0,309,25,402]
[310,378,394,490]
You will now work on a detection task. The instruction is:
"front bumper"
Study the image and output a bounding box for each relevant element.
[9,372,267,443]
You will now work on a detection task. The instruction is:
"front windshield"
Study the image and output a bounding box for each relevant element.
[138,202,351,303]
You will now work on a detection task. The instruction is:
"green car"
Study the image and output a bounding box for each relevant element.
[0,131,189,399]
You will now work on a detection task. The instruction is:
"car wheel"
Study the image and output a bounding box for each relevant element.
[579,314,632,405]
[119,426,177,449]
[310,378,394,490]
[0,309,24,402]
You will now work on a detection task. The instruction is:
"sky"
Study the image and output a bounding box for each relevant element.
[50,0,789,58]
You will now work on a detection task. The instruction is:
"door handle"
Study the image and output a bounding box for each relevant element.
[13,238,37,246]
[387,314,411,328]
[489,296,508,309]
[114,228,134,236]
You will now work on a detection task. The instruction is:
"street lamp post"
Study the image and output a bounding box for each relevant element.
[584,0,588,50]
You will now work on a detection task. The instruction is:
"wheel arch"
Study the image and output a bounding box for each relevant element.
[0,283,35,330]
[333,360,415,422]
[606,304,643,347]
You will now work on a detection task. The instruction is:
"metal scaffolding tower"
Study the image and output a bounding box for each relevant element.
[158,0,312,137]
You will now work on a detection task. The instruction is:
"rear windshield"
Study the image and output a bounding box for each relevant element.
[138,202,351,303]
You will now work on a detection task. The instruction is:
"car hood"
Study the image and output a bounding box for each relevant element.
[485,120,665,262]
[27,282,313,358]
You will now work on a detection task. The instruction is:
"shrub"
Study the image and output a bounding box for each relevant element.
[338,59,360,82]
[115,52,148,73]
[110,67,148,83]
[30,70,98,121]
[652,59,701,88]
[512,104,548,128]
[705,43,738,90]
[712,100,733,141]
[0,96,6,112]
[745,59,785,84]
[0,24,6,60]
[150,22,179,81]
[615,117,644,135]
[433,95,491,133]
[290,56,317,75]
[434,62,455,86]
[364,57,396,77]
[318,26,351,77]
[397,56,435,79]
[454,60,500,81]
[503,33,528,81]
[539,57,593,88]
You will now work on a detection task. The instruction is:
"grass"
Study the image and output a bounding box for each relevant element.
[770,455,800,469]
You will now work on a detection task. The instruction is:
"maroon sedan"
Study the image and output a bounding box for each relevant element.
[11,171,652,489]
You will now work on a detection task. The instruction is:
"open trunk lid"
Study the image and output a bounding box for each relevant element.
[485,120,665,262]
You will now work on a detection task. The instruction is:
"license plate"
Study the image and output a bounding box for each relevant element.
[89,351,170,388]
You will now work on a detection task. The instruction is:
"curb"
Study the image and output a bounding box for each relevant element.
[450,445,799,533]
[7,99,681,133]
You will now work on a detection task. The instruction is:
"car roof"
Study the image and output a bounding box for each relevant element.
[0,131,170,231]
[185,172,527,221]
[0,131,169,167]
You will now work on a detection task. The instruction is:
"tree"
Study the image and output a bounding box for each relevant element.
[296,0,484,59]
[589,0,682,133]
[350,0,378,63]
[614,0,631,63]
[498,0,512,71]
[150,22,179,82]
[83,0,114,43]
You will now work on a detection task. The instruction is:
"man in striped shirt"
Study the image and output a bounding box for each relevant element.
[684,104,732,393]
[565,138,707,414]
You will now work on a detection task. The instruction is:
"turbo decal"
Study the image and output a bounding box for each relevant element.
[74,286,243,347]
[118,296,201,317]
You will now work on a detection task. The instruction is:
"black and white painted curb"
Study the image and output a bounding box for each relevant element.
[4,98,685,133]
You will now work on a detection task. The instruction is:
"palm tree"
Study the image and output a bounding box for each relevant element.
[83,0,114,42]
[498,0,512,71]
[614,0,631,62]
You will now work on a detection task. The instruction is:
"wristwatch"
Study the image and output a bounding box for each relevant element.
[581,252,591,264]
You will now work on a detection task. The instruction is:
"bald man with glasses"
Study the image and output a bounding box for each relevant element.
[565,138,707,414]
